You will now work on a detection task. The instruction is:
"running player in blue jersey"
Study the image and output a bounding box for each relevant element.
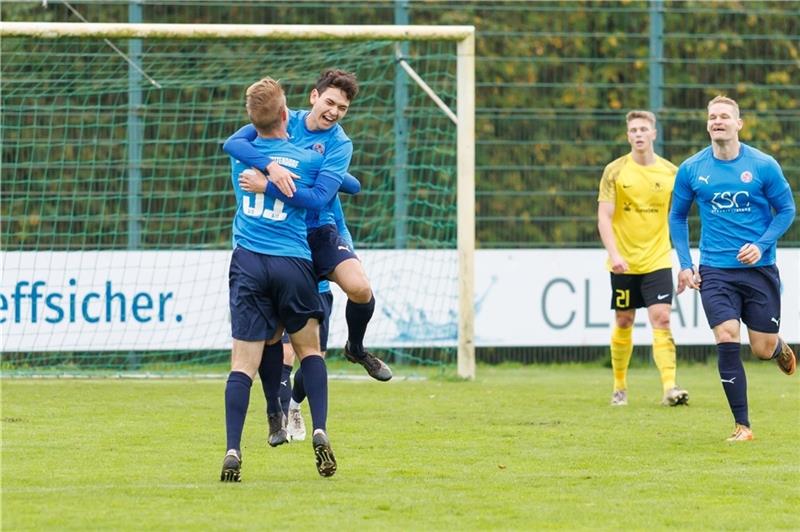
[668,95,796,442]
[224,69,392,383]
[221,77,337,482]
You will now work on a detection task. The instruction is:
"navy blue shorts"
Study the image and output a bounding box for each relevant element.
[229,247,324,341]
[307,224,359,279]
[699,264,782,332]
[281,290,334,351]
[609,268,673,310]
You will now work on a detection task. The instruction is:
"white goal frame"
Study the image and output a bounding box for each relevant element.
[0,22,477,378]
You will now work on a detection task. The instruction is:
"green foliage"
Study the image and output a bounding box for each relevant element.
[1,1,797,248]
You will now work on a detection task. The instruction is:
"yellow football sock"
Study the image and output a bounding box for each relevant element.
[610,326,633,391]
[652,328,677,392]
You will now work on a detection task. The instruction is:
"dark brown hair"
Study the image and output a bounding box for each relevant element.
[314,69,359,102]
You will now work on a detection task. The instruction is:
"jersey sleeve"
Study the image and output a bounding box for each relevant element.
[266,173,341,210]
[761,155,792,200]
[222,123,272,171]
[331,195,354,249]
[754,156,795,250]
[668,164,695,270]
[321,139,353,183]
[671,163,695,202]
[597,163,617,203]
[339,172,361,195]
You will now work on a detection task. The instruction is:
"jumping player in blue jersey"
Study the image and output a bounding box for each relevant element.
[224,69,392,383]
[668,95,796,442]
[220,77,338,482]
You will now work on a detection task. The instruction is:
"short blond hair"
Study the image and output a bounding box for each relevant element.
[246,77,285,133]
[707,95,740,118]
[625,110,656,127]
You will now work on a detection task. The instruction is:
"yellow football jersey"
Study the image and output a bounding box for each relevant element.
[597,153,677,274]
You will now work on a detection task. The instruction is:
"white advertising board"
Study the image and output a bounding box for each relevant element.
[2,249,797,351]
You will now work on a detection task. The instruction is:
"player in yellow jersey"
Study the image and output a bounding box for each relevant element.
[597,110,689,407]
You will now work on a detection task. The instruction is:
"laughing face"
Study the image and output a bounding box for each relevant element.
[707,102,742,143]
[306,87,350,131]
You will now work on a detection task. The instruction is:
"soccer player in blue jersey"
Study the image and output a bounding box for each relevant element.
[223,69,392,383]
[220,77,338,482]
[256,197,353,445]
[668,95,796,442]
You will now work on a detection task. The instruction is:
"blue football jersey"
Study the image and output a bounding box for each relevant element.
[230,137,323,259]
[286,109,353,228]
[672,143,792,268]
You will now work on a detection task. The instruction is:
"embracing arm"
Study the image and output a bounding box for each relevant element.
[266,169,342,210]
[223,123,300,196]
[223,124,268,169]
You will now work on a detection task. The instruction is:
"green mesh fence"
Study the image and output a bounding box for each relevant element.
[2,0,798,368]
[1,35,460,372]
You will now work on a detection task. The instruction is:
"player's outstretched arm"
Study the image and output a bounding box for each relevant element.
[223,123,299,196]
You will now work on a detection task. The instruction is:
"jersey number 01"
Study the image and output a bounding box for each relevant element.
[242,193,287,221]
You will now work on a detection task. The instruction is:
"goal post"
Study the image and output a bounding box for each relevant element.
[0,22,476,378]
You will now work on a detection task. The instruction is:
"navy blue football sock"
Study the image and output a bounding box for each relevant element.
[717,342,749,427]
[224,371,252,451]
[280,364,293,417]
[299,355,328,432]
[258,342,284,417]
[346,295,375,356]
[292,366,306,404]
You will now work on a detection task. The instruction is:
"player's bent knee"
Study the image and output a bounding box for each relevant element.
[748,333,779,360]
[347,283,372,303]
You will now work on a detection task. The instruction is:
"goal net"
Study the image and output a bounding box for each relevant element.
[0,23,475,376]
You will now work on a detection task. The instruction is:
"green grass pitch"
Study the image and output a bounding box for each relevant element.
[2,363,799,530]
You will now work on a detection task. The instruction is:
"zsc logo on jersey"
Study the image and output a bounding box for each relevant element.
[710,191,750,212]
[740,171,753,183]
[312,143,325,155]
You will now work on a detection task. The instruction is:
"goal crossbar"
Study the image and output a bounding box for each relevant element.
[0,22,473,41]
[0,21,476,379]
